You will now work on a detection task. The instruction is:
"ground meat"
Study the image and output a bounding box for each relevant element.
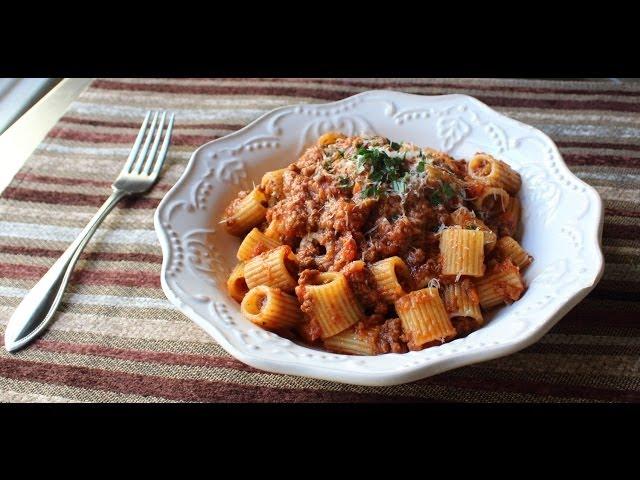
[451,317,479,338]
[341,261,387,315]
[331,234,358,272]
[298,229,359,271]
[318,197,372,233]
[296,233,323,270]
[294,145,324,176]
[294,270,325,343]
[405,194,437,227]
[296,319,323,344]
[295,269,319,315]
[376,318,408,354]
[411,258,441,289]
[405,247,426,267]
[267,199,308,244]
[363,216,417,261]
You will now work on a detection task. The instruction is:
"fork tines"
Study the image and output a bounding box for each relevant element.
[122,110,175,179]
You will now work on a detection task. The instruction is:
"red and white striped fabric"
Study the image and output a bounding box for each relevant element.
[0,78,638,402]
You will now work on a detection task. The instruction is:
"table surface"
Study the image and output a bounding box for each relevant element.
[0,78,637,403]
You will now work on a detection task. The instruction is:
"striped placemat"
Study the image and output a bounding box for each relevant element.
[0,78,638,403]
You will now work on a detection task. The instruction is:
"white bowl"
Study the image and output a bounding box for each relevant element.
[154,90,604,386]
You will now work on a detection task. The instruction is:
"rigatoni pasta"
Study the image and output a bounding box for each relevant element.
[297,271,363,339]
[323,326,378,355]
[475,260,525,309]
[443,279,483,325]
[317,131,345,146]
[468,153,522,194]
[395,287,456,349]
[473,186,510,217]
[369,256,411,302]
[227,262,248,303]
[440,227,485,277]
[260,168,286,203]
[450,206,497,252]
[236,227,281,261]
[263,219,281,240]
[500,196,521,237]
[495,236,532,269]
[222,134,532,355]
[241,285,301,330]
[223,188,268,236]
[244,245,299,292]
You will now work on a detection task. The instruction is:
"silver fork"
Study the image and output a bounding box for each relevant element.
[4,111,175,352]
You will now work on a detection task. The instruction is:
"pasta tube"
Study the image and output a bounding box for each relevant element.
[443,279,483,325]
[323,326,378,355]
[224,188,268,236]
[227,262,249,303]
[317,131,345,146]
[395,287,456,349]
[241,285,301,330]
[244,245,299,292]
[475,260,525,309]
[260,168,286,202]
[370,256,411,302]
[298,271,363,339]
[236,227,281,261]
[439,227,485,277]
[473,187,510,217]
[450,206,497,252]
[468,153,521,194]
[495,236,532,269]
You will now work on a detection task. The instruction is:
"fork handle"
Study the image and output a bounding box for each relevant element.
[4,189,128,352]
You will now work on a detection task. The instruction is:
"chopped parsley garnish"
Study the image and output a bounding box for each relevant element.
[390,141,402,151]
[391,172,411,196]
[337,176,353,189]
[416,158,426,173]
[323,159,333,172]
[354,146,408,199]
[442,182,456,200]
[391,179,407,195]
[361,184,382,199]
[430,182,457,206]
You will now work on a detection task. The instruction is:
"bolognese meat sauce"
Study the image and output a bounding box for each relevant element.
[224,133,527,354]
